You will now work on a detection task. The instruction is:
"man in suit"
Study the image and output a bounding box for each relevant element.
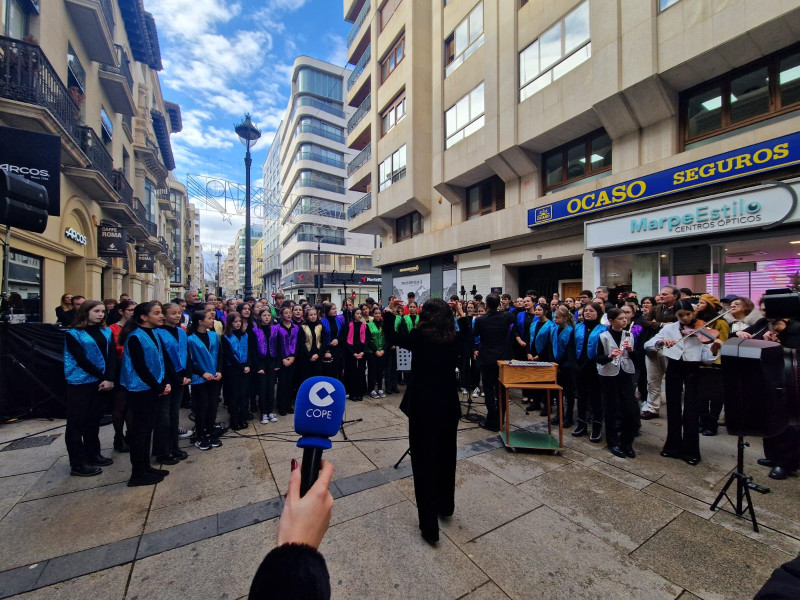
[472,294,515,431]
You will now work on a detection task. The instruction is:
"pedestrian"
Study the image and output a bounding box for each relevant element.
[570,302,606,439]
[109,300,136,452]
[187,309,223,451]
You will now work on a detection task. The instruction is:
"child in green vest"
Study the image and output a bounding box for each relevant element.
[366,306,387,398]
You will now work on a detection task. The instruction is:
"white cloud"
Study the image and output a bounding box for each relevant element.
[148,0,242,38]
[267,0,310,11]
[323,32,347,67]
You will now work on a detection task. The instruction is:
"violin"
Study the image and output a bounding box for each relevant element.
[679,320,720,344]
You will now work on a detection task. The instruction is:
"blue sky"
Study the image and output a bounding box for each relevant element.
[147,0,351,263]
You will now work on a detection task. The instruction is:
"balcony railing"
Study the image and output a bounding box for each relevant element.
[99,48,133,90]
[0,35,82,144]
[347,192,372,220]
[295,151,345,169]
[78,126,113,185]
[158,236,169,253]
[144,219,157,237]
[112,170,133,206]
[99,0,114,35]
[347,94,370,134]
[347,45,370,91]
[294,177,345,195]
[294,95,344,120]
[346,0,370,48]
[296,122,345,144]
[347,143,371,176]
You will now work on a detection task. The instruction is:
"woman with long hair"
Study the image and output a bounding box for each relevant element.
[299,306,326,384]
[254,309,277,424]
[109,300,136,452]
[382,297,469,544]
[153,303,190,464]
[119,302,172,486]
[63,300,116,477]
[550,306,575,427]
[529,303,554,416]
[223,311,250,431]
[341,298,355,325]
[636,296,658,406]
[238,302,259,415]
[270,306,299,416]
[569,302,607,439]
[56,293,74,321]
[344,306,368,402]
[320,302,345,382]
[187,309,222,451]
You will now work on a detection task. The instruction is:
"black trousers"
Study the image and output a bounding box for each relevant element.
[192,380,220,438]
[127,389,159,476]
[225,368,249,424]
[696,365,724,430]
[409,412,459,534]
[321,347,342,381]
[258,359,276,415]
[276,362,296,413]
[345,356,366,399]
[575,363,602,423]
[367,353,386,391]
[386,348,398,390]
[152,383,183,456]
[663,358,702,459]
[65,383,105,467]
[600,371,638,447]
[557,366,575,422]
[480,364,500,427]
[763,425,800,471]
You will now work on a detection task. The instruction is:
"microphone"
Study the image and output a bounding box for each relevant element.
[293,376,346,496]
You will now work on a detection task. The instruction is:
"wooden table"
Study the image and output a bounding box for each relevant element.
[497,361,564,453]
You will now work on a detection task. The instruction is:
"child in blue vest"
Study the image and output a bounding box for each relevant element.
[223,311,251,431]
[187,309,222,450]
[569,302,607,440]
[63,300,116,477]
[154,303,190,464]
[119,302,172,487]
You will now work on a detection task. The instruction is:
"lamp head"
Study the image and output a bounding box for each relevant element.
[235,113,261,150]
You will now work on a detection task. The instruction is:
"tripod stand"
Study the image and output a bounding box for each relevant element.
[710,436,770,532]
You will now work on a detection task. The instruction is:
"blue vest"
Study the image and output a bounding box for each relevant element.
[531,319,555,355]
[121,328,165,392]
[224,333,249,366]
[188,331,220,385]
[155,327,188,373]
[516,311,538,339]
[574,322,607,360]
[551,325,574,362]
[63,328,112,384]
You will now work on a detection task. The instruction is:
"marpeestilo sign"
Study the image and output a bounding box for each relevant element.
[584,182,798,250]
[529,131,800,228]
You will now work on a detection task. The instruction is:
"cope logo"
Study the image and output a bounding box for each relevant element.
[309,380,335,408]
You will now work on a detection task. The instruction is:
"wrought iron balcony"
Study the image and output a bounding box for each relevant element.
[78,126,114,186]
[347,192,372,220]
[347,45,370,91]
[112,170,133,207]
[348,94,370,134]
[143,219,157,237]
[346,0,370,48]
[347,143,371,177]
[158,236,169,254]
[0,35,83,144]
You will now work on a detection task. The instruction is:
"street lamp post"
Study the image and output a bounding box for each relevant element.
[234,114,261,299]
[215,250,222,297]
[314,233,324,303]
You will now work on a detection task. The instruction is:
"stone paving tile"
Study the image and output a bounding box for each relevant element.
[467,446,569,485]
[334,467,390,497]
[631,511,790,600]
[676,592,702,600]
[37,537,138,588]
[0,472,40,520]
[20,455,130,502]
[269,443,377,496]
[586,458,654,490]
[136,515,218,559]
[642,482,716,520]
[329,483,407,527]
[465,505,681,600]
[321,501,488,599]
[517,463,682,553]
[0,442,63,479]
[351,423,414,469]
[710,509,800,557]
[8,565,130,600]
[127,521,277,600]
[459,582,512,599]
[0,482,151,572]
[217,497,283,534]
[0,562,47,599]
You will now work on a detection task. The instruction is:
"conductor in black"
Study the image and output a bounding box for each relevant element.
[382,297,470,544]
[473,294,516,431]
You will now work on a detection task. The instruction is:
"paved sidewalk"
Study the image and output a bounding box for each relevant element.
[0,392,797,599]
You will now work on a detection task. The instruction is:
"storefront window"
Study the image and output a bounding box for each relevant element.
[2,250,42,322]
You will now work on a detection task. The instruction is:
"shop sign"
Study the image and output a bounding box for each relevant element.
[0,126,61,216]
[97,225,126,257]
[584,183,798,250]
[64,227,87,245]
[136,251,155,273]
[529,131,800,228]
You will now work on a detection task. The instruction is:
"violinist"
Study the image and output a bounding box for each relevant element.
[644,299,721,466]
[695,294,730,436]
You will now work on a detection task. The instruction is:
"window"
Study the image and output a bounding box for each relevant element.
[4,0,27,39]
[67,43,86,93]
[381,92,406,135]
[682,47,800,146]
[294,170,345,194]
[291,197,346,220]
[466,175,505,220]
[542,129,611,190]
[296,67,343,101]
[283,224,346,246]
[295,143,344,168]
[659,0,681,10]
[519,0,590,102]
[6,249,42,322]
[396,211,423,241]
[378,145,407,191]
[381,0,402,30]
[100,107,113,143]
[445,82,484,149]
[444,1,484,77]
[295,116,345,144]
[381,36,405,83]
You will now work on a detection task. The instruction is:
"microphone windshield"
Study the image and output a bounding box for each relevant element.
[293,376,346,450]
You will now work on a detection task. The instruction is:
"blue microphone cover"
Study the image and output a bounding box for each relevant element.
[294,376,346,450]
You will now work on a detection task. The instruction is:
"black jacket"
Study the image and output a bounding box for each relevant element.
[472,310,515,368]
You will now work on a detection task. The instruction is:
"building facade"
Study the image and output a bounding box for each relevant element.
[343,0,800,303]
[0,0,183,322]
[263,56,381,307]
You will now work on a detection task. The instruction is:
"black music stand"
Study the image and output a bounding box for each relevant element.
[710,436,770,532]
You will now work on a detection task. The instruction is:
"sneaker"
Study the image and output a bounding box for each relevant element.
[209,437,222,448]
[194,437,211,451]
[480,391,485,397]
[268,413,278,422]
[370,390,380,399]
[261,414,269,424]
[345,394,350,399]
[178,427,192,438]
[460,388,468,394]
[378,389,386,398]
[472,387,480,398]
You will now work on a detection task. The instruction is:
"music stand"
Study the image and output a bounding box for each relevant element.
[710,436,770,532]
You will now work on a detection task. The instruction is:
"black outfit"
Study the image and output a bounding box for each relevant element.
[275,323,298,415]
[299,321,325,384]
[58,309,76,327]
[250,544,330,600]
[64,326,116,468]
[222,331,251,428]
[153,326,188,458]
[244,325,260,413]
[570,320,603,426]
[473,310,516,429]
[663,357,702,461]
[383,310,470,540]
[255,326,276,417]
[596,329,638,449]
[322,316,344,381]
[344,321,367,401]
[190,331,223,440]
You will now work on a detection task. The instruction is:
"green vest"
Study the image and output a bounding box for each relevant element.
[367,321,385,352]
[403,314,418,331]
